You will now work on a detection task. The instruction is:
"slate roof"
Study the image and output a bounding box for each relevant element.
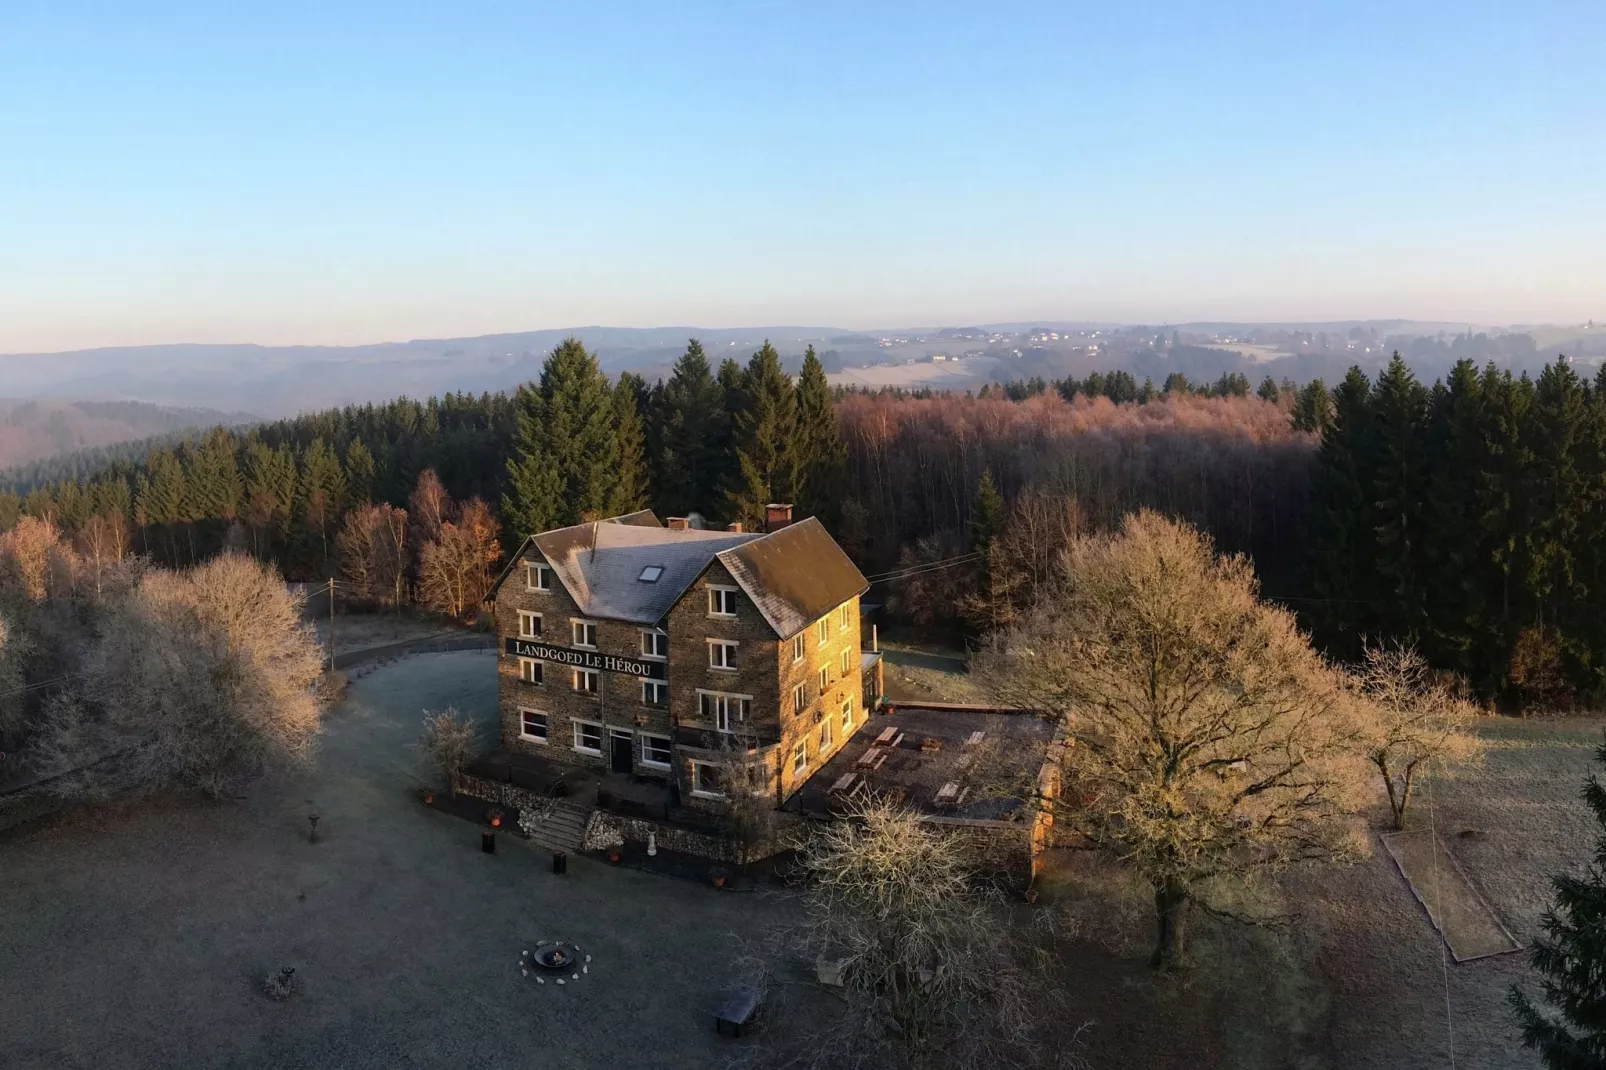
[716,517,870,638]
[489,510,869,635]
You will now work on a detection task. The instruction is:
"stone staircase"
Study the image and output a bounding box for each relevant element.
[522,800,592,854]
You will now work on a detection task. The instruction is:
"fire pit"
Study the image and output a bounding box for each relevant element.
[520,941,591,985]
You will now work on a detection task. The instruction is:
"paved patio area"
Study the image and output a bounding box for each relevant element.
[0,650,803,1069]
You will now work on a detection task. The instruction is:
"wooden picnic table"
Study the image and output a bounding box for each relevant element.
[715,984,761,1037]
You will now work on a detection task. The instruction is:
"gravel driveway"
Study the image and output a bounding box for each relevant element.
[0,650,795,1069]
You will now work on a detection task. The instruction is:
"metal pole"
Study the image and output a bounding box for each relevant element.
[327,577,336,673]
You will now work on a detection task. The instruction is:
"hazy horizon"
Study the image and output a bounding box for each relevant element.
[2,2,1602,354]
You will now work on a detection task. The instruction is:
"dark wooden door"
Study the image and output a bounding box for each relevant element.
[610,733,632,774]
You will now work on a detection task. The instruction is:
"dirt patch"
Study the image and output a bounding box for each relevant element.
[1382,830,1521,961]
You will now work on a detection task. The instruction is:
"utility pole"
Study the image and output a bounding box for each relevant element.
[327,576,336,674]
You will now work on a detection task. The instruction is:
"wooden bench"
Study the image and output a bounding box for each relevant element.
[874,726,898,746]
[828,771,860,795]
[964,730,987,747]
[855,748,890,772]
[934,781,969,809]
[715,984,762,1037]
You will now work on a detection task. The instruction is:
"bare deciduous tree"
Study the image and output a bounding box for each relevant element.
[408,469,455,548]
[976,510,1370,970]
[0,515,75,603]
[0,610,28,743]
[335,505,378,599]
[1354,643,1485,830]
[75,512,129,595]
[417,497,500,619]
[421,706,479,795]
[714,730,776,869]
[35,553,325,798]
[373,504,409,607]
[748,797,1065,1070]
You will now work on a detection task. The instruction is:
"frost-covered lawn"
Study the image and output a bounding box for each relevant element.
[0,651,795,1070]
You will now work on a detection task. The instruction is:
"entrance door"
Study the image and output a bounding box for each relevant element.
[610,730,633,775]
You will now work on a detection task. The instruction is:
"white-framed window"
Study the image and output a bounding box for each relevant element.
[641,734,672,768]
[840,697,853,731]
[572,619,598,649]
[572,719,602,754]
[641,679,668,707]
[699,690,751,732]
[792,683,807,717]
[518,611,542,638]
[840,604,850,630]
[792,633,805,663]
[792,740,808,775]
[840,648,851,676]
[640,628,668,659]
[817,618,829,643]
[572,668,599,694]
[708,639,739,671]
[525,562,551,591]
[518,657,543,685]
[819,719,832,751]
[708,585,739,617]
[691,760,725,798]
[818,666,829,693]
[518,708,549,744]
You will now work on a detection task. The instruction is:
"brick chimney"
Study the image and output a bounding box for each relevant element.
[765,503,793,532]
[726,522,743,533]
[667,517,689,531]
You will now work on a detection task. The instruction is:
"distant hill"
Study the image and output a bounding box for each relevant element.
[0,399,255,470]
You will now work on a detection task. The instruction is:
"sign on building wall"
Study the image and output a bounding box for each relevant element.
[504,638,668,680]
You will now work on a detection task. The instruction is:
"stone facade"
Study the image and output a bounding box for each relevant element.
[493,537,869,816]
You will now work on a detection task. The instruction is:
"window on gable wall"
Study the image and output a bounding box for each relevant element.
[708,586,738,617]
[526,563,550,591]
[817,618,829,643]
[792,633,805,662]
[518,611,542,638]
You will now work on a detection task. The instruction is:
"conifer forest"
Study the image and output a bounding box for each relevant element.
[4,340,1605,710]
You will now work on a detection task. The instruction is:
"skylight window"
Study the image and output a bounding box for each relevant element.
[638,565,663,583]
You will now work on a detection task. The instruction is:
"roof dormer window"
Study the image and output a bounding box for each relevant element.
[638,565,663,583]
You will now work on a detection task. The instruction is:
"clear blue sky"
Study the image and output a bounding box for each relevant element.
[1,1,1601,352]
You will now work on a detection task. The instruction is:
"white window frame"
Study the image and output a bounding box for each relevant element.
[818,666,829,693]
[708,639,739,671]
[708,585,739,618]
[641,733,672,769]
[518,611,542,639]
[572,719,603,755]
[817,618,829,643]
[840,696,853,731]
[698,689,752,732]
[571,619,599,649]
[518,657,543,685]
[839,603,850,630]
[640,628,668,660]
[690,759,725,799]
[792,633,805,663]
[819,719,832,751]
[792,740,808,775]
[792,683,807,717]
[641,678,668,707]
[518,707,549,744]
[525,562,551,591]
[840,648,851,676]
[572,667,599,694]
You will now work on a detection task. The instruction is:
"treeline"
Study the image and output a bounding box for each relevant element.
[1307,354,1606,707]
[0,338,848,582]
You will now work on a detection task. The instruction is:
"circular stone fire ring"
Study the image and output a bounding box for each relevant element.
[520,941,591,985]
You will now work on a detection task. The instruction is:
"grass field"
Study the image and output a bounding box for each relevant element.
[1036,715,1604,1068]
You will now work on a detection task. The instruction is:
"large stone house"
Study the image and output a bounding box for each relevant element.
[485,505,872,811]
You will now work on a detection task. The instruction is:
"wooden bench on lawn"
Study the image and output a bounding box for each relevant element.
[828,771,860,795]
[715,984,762,1037]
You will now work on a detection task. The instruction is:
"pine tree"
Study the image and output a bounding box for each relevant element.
[1526,359,1591,640]
[345,438,377,506]
[1291,380,1334,433]
[968,470,1006,551]
[1256,375,1281,403]
[610,371,650,515]
[298,437,347,571]
[1510,737,1606,1068]
[725,342,799,530]
[183,428,243,523]
[794,345,847,527]
[1307,367,1376,656]
[652,339,727,518]
[1370,353,1430,644]
[1162,372,1192,396]
[1422,360,1492,680]
[1478,366,1535,683]
[503,339,618,534]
